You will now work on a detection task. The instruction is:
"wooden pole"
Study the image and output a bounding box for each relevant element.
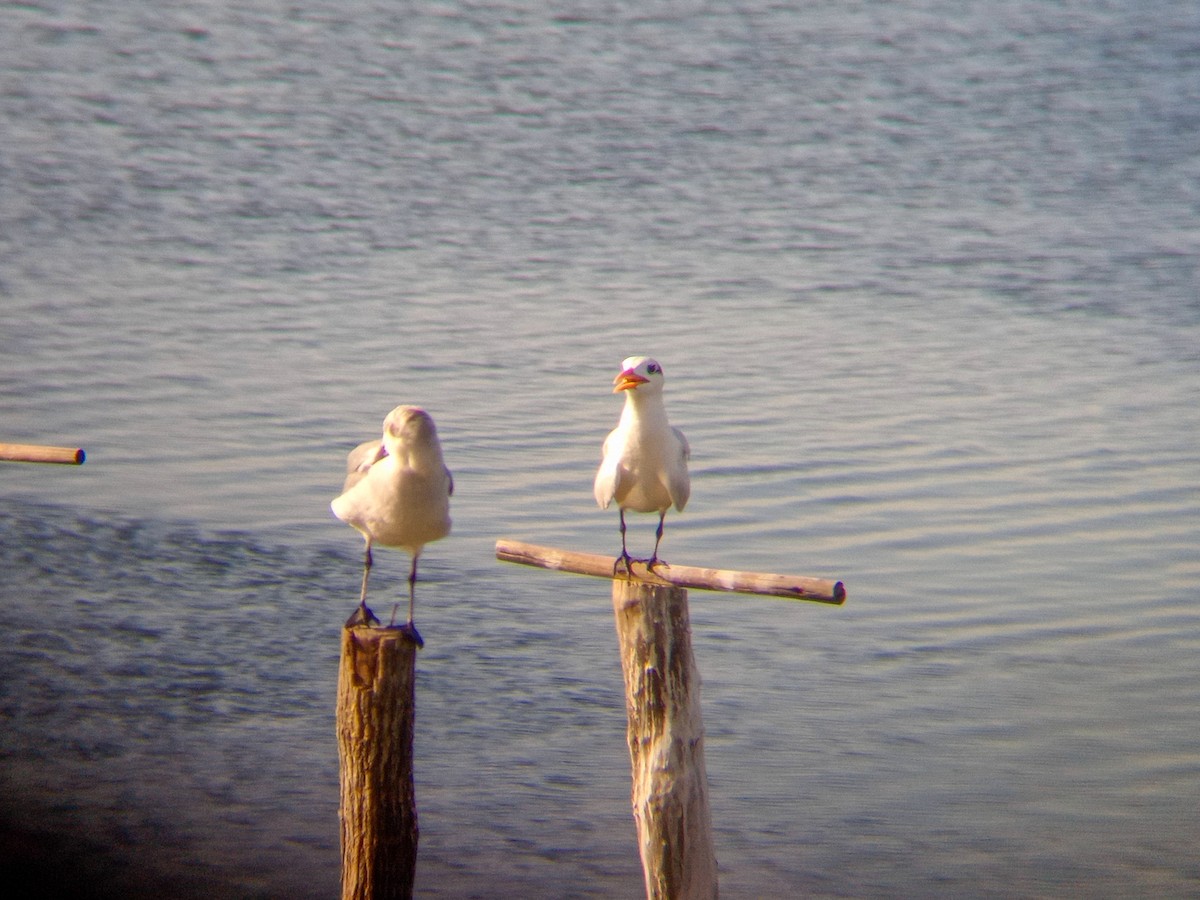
[613,579,718,900]
[0,443,85,465]
[496,539,845,605]
[336,625,420,900]
[497,539,845,900]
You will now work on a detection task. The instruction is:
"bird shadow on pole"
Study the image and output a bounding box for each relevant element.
[495,538,846,900]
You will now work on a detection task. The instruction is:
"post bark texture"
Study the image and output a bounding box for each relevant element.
[337,626,419,900]
[612,579,719,900]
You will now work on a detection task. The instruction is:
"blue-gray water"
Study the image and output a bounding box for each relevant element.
[3,1,1199,896]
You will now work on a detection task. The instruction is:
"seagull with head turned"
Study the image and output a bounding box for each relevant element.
[331,405,453,643]
[594,356,690,573]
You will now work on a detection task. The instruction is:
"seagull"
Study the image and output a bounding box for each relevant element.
[331,405,453,642]
[594,356,690,573]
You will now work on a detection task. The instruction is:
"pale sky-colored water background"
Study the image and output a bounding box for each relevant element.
[2,1,1199,896]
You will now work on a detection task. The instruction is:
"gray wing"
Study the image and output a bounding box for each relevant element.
[593,429,624,509]
[341,438,386,493]
[668,426,691,511]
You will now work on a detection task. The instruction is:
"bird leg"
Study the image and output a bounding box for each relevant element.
[613,508,636,576]
[646,511,667,573]
[360,543,373,603]
[390,554,424,648]
[346,540,381,627]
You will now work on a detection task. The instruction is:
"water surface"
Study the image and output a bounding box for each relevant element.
[2,1,1199,896]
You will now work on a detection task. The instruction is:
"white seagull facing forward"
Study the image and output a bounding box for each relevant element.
[594,356,690,572]
[331,405,452,640]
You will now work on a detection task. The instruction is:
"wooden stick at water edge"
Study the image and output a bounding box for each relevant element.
[0,443,86,465]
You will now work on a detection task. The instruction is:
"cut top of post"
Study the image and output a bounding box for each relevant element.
[495,538,845,605]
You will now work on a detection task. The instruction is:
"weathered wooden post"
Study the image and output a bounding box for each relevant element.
[336,624,421,900]
[613,578,718,899]
[496,539,845,900]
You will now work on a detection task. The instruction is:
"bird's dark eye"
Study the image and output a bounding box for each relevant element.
[647,363,661,374]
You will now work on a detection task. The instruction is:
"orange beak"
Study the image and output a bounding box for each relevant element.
[613,369,649,393]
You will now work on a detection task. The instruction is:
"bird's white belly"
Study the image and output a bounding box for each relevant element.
[333,471,450,550]
[368,515,449,549]
[616,467,672,513]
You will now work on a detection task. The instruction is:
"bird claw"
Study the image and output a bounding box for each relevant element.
[612,552,672,579]
[613,551,637,577]
[393,621,424,648]
[346,603,381,628]
[382,602,425,647]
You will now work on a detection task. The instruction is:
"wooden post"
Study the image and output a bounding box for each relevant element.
[336,625,420,900]
[613,579,718,900]
[0,443,85,465]
[497,538,843,900]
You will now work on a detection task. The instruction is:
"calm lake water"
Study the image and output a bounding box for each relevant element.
[2,0,1199,896]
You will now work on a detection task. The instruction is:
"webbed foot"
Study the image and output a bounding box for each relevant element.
[395,620,424,648]
[346,602,381,628]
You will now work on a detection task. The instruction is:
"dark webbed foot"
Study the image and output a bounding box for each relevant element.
[395,621,424,648]
[613,549,637,577]
[346,602,381,628]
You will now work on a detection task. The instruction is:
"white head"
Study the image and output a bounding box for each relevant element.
[381,406,444,462]
[612,356,666,396]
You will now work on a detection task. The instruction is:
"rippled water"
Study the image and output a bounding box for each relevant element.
[2,1,1199,896]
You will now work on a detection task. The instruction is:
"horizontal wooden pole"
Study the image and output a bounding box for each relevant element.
[495,539,846,605]
[0,443,85,465]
